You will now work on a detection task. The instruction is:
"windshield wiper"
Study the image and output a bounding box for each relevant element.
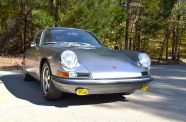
[81,43,96,47]
[44,42,57,44]
[61,42,97,48]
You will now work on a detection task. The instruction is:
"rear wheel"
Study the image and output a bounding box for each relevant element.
[41,62,62,101]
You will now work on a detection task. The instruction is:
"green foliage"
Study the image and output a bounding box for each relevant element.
[61,0,125,47]
[140,0,162,35]
[0,0,186,60]
[160,0,178,19]
[32,10,54,28]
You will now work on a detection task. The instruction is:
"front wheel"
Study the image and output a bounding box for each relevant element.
[41,62,62,100]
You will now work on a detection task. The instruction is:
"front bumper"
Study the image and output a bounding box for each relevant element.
[51,76,153,95]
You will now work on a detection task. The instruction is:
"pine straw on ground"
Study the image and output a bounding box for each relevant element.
[151,58,186,65]
[0,56,22,70]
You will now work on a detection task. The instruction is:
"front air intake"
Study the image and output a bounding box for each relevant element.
[141,71,149,76]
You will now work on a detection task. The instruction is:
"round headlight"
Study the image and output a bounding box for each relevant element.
[61,50,79,69]
[138,53,151,68]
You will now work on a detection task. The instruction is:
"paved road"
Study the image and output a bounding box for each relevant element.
[0,65,186,122]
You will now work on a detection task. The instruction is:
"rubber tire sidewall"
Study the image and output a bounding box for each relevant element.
[41,62,61,101]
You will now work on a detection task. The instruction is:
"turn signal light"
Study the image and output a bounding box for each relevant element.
[57,71,69,78]
[57,71,77,78]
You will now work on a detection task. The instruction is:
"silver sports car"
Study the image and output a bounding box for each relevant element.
[22,27,153,100]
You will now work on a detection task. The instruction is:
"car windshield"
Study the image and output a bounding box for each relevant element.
[43,29,103,47]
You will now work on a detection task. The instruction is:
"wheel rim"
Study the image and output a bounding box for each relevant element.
[42,66,50,94]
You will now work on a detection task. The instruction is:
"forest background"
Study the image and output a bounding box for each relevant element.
[0,0,186,65]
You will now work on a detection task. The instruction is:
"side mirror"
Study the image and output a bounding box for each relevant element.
[31,42,36,47]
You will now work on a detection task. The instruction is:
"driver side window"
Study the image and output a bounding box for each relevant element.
[35,31,42,46]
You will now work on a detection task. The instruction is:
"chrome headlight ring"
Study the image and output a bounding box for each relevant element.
[61,50,79,69]
[138,53,151,69]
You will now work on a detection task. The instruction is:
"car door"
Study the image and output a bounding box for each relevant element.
[25,31,43,80]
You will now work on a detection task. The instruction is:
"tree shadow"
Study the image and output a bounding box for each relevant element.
[0,73,127,107]
[120,65,186,121]
[123,83,186,121]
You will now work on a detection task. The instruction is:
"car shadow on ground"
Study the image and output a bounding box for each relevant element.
[122,65,186,121]
[76,65,185,121]
[0,73,127,107]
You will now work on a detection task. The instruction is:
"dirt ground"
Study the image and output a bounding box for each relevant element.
[0,56,22,69]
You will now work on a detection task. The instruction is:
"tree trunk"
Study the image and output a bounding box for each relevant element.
[158,28,169,63]
[172,26,176,61]
[129,35,132,50]
[135,20,141,51]
[165,28,170,61]
[124,0,131,50]
[23,5,28,52]
[175,16,180,61]
[129,22,134,50]
[50,0,61,26]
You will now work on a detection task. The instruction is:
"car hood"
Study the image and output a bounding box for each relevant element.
[74,48,143,79]
[48,46,144,79]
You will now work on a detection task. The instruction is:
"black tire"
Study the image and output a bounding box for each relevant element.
[118,92,133,96]
[41,62,62,101]
[22,61,34,81]
[23,72,34,81]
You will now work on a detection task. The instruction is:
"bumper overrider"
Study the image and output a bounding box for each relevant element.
[51,75,153,95]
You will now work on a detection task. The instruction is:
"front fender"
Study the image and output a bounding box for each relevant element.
[121,50,140,61]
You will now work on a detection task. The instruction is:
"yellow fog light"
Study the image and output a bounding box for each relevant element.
[140,84,150,91]
[76,88,89,96]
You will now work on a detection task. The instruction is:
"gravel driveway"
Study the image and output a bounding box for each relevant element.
[0,65,186,122]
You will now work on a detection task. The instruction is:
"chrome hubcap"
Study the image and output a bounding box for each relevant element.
[42,66,50,94]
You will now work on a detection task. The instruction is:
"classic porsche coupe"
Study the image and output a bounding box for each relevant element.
[22,27,153,100]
